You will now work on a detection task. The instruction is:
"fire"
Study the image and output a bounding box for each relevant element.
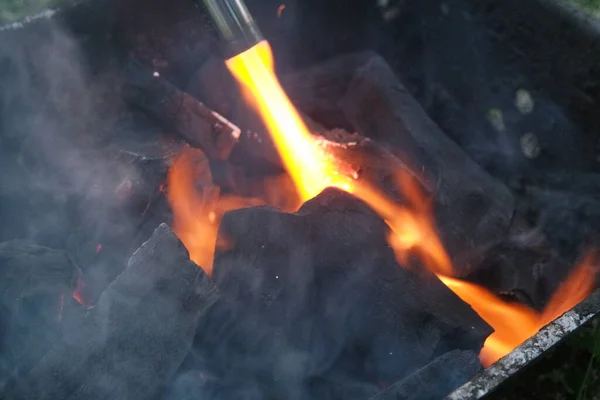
[225,41,451,275]
[167,146,263,274]
[440,253,597,366]
[352,173,453,276]
[165,39,599,367]
[225,41,352,202]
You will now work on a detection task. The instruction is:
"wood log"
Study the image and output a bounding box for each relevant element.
[196,188,491,399]
[282,52,516,276]
[123,60,240,160]
[2,224,218,400]
[368,350,482,400]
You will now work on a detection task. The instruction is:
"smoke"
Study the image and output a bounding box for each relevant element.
[0,10,165,391]
[0,8,171,279]
[0,1,596,399]
[0,17,120,238]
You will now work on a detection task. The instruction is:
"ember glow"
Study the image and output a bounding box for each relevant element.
[166,39,600,366]
[72,273,87,306]
[277,4,286,18]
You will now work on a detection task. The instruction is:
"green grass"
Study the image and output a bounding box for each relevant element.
[574,319,600,400]
[489,316,600,400]
[0,0,74,24]
[566,0,600,16]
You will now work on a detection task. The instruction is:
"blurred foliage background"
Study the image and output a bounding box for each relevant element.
[0,0,72,24]
[490,316,600,400]
[568,0,600,16]
[1,0,600,24]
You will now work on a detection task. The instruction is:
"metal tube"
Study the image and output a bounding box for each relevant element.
[200,0,264,57]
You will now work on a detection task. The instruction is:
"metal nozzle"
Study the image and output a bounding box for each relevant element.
[201,0,264,57]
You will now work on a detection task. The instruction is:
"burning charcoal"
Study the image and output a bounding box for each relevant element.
[369,350,482,400]
[123,60,240,160]
[186,54,333,172]
[307,370,380,400]
[62,138,174,303]
[0,156,72,248]
[309,381,379,400]
[340,55,516,276]
[185,55,279,166]
[186,56,279,167]
[316,127,435,197]
[226,106,330,173]
[162,368,222,400]
[511,170,600,199]
[516,186,600,260]
[197,188,491,398]
[466,220,573,310]
[458,171,600,310]
[282,52,515,275]
[0,241,78,387]
[3,224,218,400]
[280,52,378,131]
[187,56,238,118]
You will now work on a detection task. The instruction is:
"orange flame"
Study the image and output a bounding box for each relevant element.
[224,40,599,367]
[167,146,263,274]
[225,41,451,276]
[353,172,453,276]
[440,252,597,366]
[225,41,352,202]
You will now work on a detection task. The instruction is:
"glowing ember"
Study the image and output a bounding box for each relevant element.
[115,179,133,200]
[73,275,87,306]
[277,4,286,17]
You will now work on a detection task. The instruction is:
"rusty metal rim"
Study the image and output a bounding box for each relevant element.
[446,289,600,400]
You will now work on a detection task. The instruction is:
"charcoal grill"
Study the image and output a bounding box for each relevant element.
[1,0,600,399]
